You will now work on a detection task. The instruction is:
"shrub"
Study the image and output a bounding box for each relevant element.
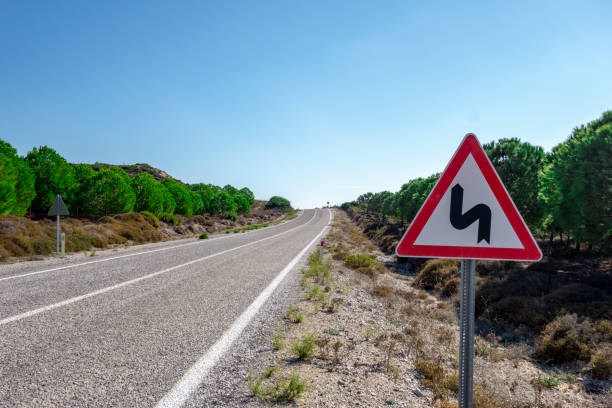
[273,328,284,350]
[344,254,376,269]
[31,239,55,255]
[538,374,559,388]
[159,212,180,226]
[536,314,592,363]
[590,344,612,380]
[415,360,447,400]
[271,370,308,402]
[265,196,291,210]
[292,333,316,360]
[594,320,612,342]
[140,211,159,227]
[374,284,394,297]
[442,277,460,297]
[413,259,459,291]
[285,304,304,323]
[490,296,547,329]
[306,284,325,302]
[199,233,208,239]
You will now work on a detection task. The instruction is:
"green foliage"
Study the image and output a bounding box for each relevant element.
[190,190,204,215]
[285,303,304,323]
[0,139,36,215]
[160,186,176,214]
[70,164,96,217]
[26,145,77,214]
[240,187,255,204]
[216,190,238,218]
[198,232,208,239]
[248,369,307,402]
[483,138,545,229]
[344,254,376,269]
[79,168,136,217]
[132,173,165,215]
[223,184,250,214]
[538,374,559,388]
[272,370,308,401]
[544,112,612,249]
[291,333,316,360]
[139,211,159,227]
[162,178,193,217]
[0,153,17,214]
[265,196,291,210]
[189,183,216,214]
[159,212,180,226]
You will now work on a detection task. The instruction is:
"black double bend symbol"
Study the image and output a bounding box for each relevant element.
[450,184,491,244]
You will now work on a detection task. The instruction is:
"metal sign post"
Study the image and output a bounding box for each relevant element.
[458,259,476,408]
[56,214,60,253]
[48,194,70,255]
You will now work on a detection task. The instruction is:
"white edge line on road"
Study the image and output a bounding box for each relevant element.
[155,208,333,408]
[0,210,319,326]
[0,210,307,283]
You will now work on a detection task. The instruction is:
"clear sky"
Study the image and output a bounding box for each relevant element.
[1,1,611,209]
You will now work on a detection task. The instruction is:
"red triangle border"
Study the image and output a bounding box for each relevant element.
[395,134,542,261]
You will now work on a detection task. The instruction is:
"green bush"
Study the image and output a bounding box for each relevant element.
[199,232,209,239]
[272,370,308,401]
[159,212,180,226]
[344,254,376,269]
[265,196,291,210]
[292,333,316,360]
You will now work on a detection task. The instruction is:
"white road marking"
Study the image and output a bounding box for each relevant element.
[155,209,333,408]
[0,210,306,283]
[0,210,319,326]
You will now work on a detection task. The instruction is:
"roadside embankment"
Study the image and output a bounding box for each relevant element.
[236,210,610,407]
[0,201,291,262]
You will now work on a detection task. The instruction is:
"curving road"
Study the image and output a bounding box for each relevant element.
[0,208,332,407]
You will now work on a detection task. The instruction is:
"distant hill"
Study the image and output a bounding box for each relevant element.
[86,162,178,182]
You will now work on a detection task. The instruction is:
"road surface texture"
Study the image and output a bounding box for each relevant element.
[0,208,332,407]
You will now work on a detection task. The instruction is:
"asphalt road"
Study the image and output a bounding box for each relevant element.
[0,208,331,407]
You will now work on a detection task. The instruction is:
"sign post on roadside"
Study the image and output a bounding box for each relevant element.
[395,134,541,408]
[48,194,70,255]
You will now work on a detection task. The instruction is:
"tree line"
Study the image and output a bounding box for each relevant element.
[0,141,264,220]
[344,111,611,252]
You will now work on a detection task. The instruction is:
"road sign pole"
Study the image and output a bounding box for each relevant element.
[56,214,60,254]
[458,258,476,408]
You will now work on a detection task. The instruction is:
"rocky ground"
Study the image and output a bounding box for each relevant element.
[203,210,611,407]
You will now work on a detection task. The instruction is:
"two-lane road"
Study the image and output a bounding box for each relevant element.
[0,208,331,407]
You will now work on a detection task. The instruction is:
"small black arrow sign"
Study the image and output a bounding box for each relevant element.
[450,184,491,243]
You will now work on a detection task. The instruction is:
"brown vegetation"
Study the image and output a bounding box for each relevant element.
[0,201,288,261]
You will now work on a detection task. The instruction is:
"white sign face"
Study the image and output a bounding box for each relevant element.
[414,153,523,249]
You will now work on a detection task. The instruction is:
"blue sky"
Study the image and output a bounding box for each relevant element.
[1,1,611,209]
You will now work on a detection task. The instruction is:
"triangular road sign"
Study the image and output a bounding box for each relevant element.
[48,194,70,217]
[396,134,542,261]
